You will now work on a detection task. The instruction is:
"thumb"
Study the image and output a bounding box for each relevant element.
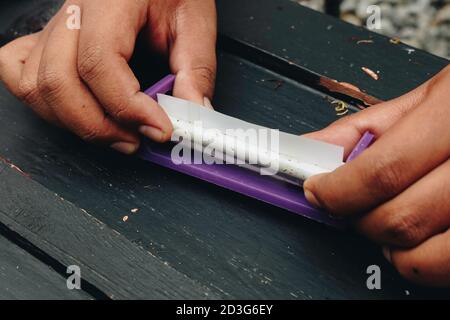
[303,79,431,158]
[302,80,433,212]
[169,0,217,107]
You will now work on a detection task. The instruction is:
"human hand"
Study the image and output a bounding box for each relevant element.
[303,65,450,287]
[0,0,217,154]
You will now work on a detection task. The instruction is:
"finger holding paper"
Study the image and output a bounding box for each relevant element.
[304,67,450,216]
[303,65,450,286]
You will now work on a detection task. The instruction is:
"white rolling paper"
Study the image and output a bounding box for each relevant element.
[157,94,345,181]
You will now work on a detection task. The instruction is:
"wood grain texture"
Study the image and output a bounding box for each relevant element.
[216,0,449,101]
[1,56,448,299]
[0,230,91,300]
[0,0,449,300]
[0,161,216,299]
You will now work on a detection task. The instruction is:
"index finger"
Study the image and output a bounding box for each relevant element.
[77,0,172,142]
[303,70,450,216]
[168,0,217,105]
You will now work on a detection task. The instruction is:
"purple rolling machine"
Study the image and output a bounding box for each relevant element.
[139,75,374,228]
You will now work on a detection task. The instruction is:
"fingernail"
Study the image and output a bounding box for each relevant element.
[382,246,392,264]
[111,142,138,155]
[303,177,322,208]
[139,125,166,142]
[304,189,322,208]
[203,97,214,109]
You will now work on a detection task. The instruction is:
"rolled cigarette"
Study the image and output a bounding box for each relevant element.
[169,117,331,181]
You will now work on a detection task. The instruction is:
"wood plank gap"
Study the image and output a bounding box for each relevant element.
[0,161,219,299]
[0,221,106,300]
[218,34,382,108]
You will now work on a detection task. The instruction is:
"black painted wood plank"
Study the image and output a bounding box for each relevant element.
[0,161,216,299]
[0,233,91,300]
[1,54,448,299]
[0,0,449,300]
[216,0,449,101]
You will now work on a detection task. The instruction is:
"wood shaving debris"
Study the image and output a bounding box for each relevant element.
[0,156,30,177]
[339,82,362,92]
[390,38,401,45]
[361,67,380,80]
[131,208,139,213]
[122,215,129,222]
[357,39,374,44]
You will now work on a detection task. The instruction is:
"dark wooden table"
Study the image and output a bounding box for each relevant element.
[0,0,449,299]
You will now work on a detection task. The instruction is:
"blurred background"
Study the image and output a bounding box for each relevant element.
[296,0,450,59]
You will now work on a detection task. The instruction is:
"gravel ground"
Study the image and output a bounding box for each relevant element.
[296,0,450,58]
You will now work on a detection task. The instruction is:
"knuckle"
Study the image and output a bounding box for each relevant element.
[79,124,105,143]
[382,209,422,247]
[362,155,405,200]
[110,96,134,122]
[17,79,39,104]
[192,64,216,91]
[77,45,104,82]
[78,117,112,143]
[196,65,216,82]
[37,69,66,100]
